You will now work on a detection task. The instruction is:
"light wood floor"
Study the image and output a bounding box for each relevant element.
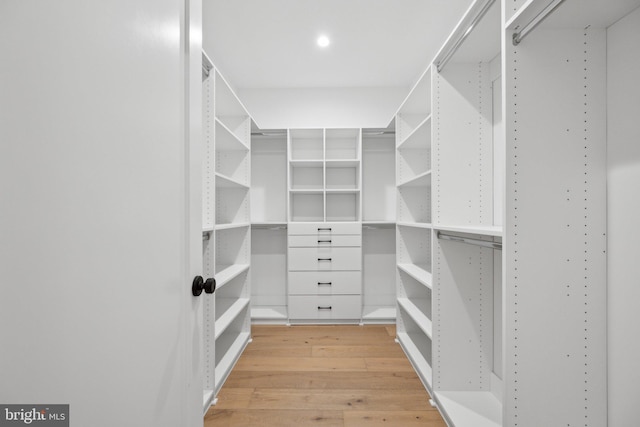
[204,324,446,427]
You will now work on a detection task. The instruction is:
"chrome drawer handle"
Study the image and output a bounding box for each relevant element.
[317,306,332,310]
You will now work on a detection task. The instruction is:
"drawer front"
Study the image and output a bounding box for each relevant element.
[288,247,362,271]
[288,234,361,248]
[288,271,362,295]
[288,295,362,320]
[288,222,362,235]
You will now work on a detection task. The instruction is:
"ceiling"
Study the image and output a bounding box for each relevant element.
[203,0,473,90]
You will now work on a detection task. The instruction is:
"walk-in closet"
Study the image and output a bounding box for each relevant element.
[2,0,639,426]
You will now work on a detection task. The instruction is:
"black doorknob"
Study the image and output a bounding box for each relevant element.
[192,276,216,296]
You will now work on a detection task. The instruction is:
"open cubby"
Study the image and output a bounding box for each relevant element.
[326,192,359,222]
[290,193,324,222]
[325,128,360,160]
[290,129,323,160]
[290,165,323,190]
[325,166,359,190]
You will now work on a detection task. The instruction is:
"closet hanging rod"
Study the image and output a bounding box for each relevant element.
[512,0,567,45]
[437,231,502,250]
[436,0,496,73]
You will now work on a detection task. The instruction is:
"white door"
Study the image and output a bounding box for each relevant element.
[0,1,204,427]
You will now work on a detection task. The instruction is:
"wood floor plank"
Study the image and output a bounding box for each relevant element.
[312,344,405,358]
[247,388,433,411]
[364,357,416,372]
[223,370,426,390]
[234,356,368,372]
[205,409,344,427]
[211,388,254,409]
[344,411,447,427]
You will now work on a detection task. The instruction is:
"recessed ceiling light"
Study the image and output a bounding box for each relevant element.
[317,35,330,48]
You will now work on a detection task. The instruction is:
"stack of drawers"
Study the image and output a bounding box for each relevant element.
[288,223,362,321]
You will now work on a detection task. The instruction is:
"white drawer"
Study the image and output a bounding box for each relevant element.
[288,234,361,248]
[288,222,362,235]
[288,247,362,271]
[288,271,362,295]
[288,295,362,320]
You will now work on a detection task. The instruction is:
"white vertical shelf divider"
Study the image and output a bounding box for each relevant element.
[201,51,216,411]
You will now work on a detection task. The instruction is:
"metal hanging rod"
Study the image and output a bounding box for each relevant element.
[512,0,567,46]
[437,231,502,250]
[436,0,496,73]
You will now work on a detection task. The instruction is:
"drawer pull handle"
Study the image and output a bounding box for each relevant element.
[317,306,332,310]
[318,239,332,243]
[317,228,332,231]
[317,282,332,286]
[317,258,332,262]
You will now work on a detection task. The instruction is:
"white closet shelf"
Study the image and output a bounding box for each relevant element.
[362,306,396,321]
[251,306,288,320]
[396,332,433,390]
[397,115,432,150]
[215,263,250,289]
[202,225,214,234]
[397,222,432,229]
[435,391,502,427]
[362,221,396,228]
[214,331,251,392]
[398,170,431,187]
[397,263,432,289]
[325,189,360,194]
[215,298,250,340]
[215,172,249,189]
[251,222,287,229]
[325,159,360,168]
[214,222,251,231]
[289,189,324,194]
[290,159,323,167]
[434,224,503,237]
[398,298,432,339]
[215,117,250,151]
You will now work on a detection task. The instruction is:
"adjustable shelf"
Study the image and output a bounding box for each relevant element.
[398,170,431,188]
[397,263,433,289]
[396,222,432,230]
[397,115,432,150]
[215,298,251,340]
[215,172,250,189]
[397,297,432,338]
[215,263,250,289]
[434,391,501,427]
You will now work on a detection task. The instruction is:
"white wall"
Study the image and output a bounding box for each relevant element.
[239,87,406,129]
[607,6,640,427]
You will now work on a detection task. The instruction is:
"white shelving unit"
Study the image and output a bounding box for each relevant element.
[362,127,396,323]
[251,128,288,323]
[202,58,252,410]
[288,129,362,222]
[394,66,435,393]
